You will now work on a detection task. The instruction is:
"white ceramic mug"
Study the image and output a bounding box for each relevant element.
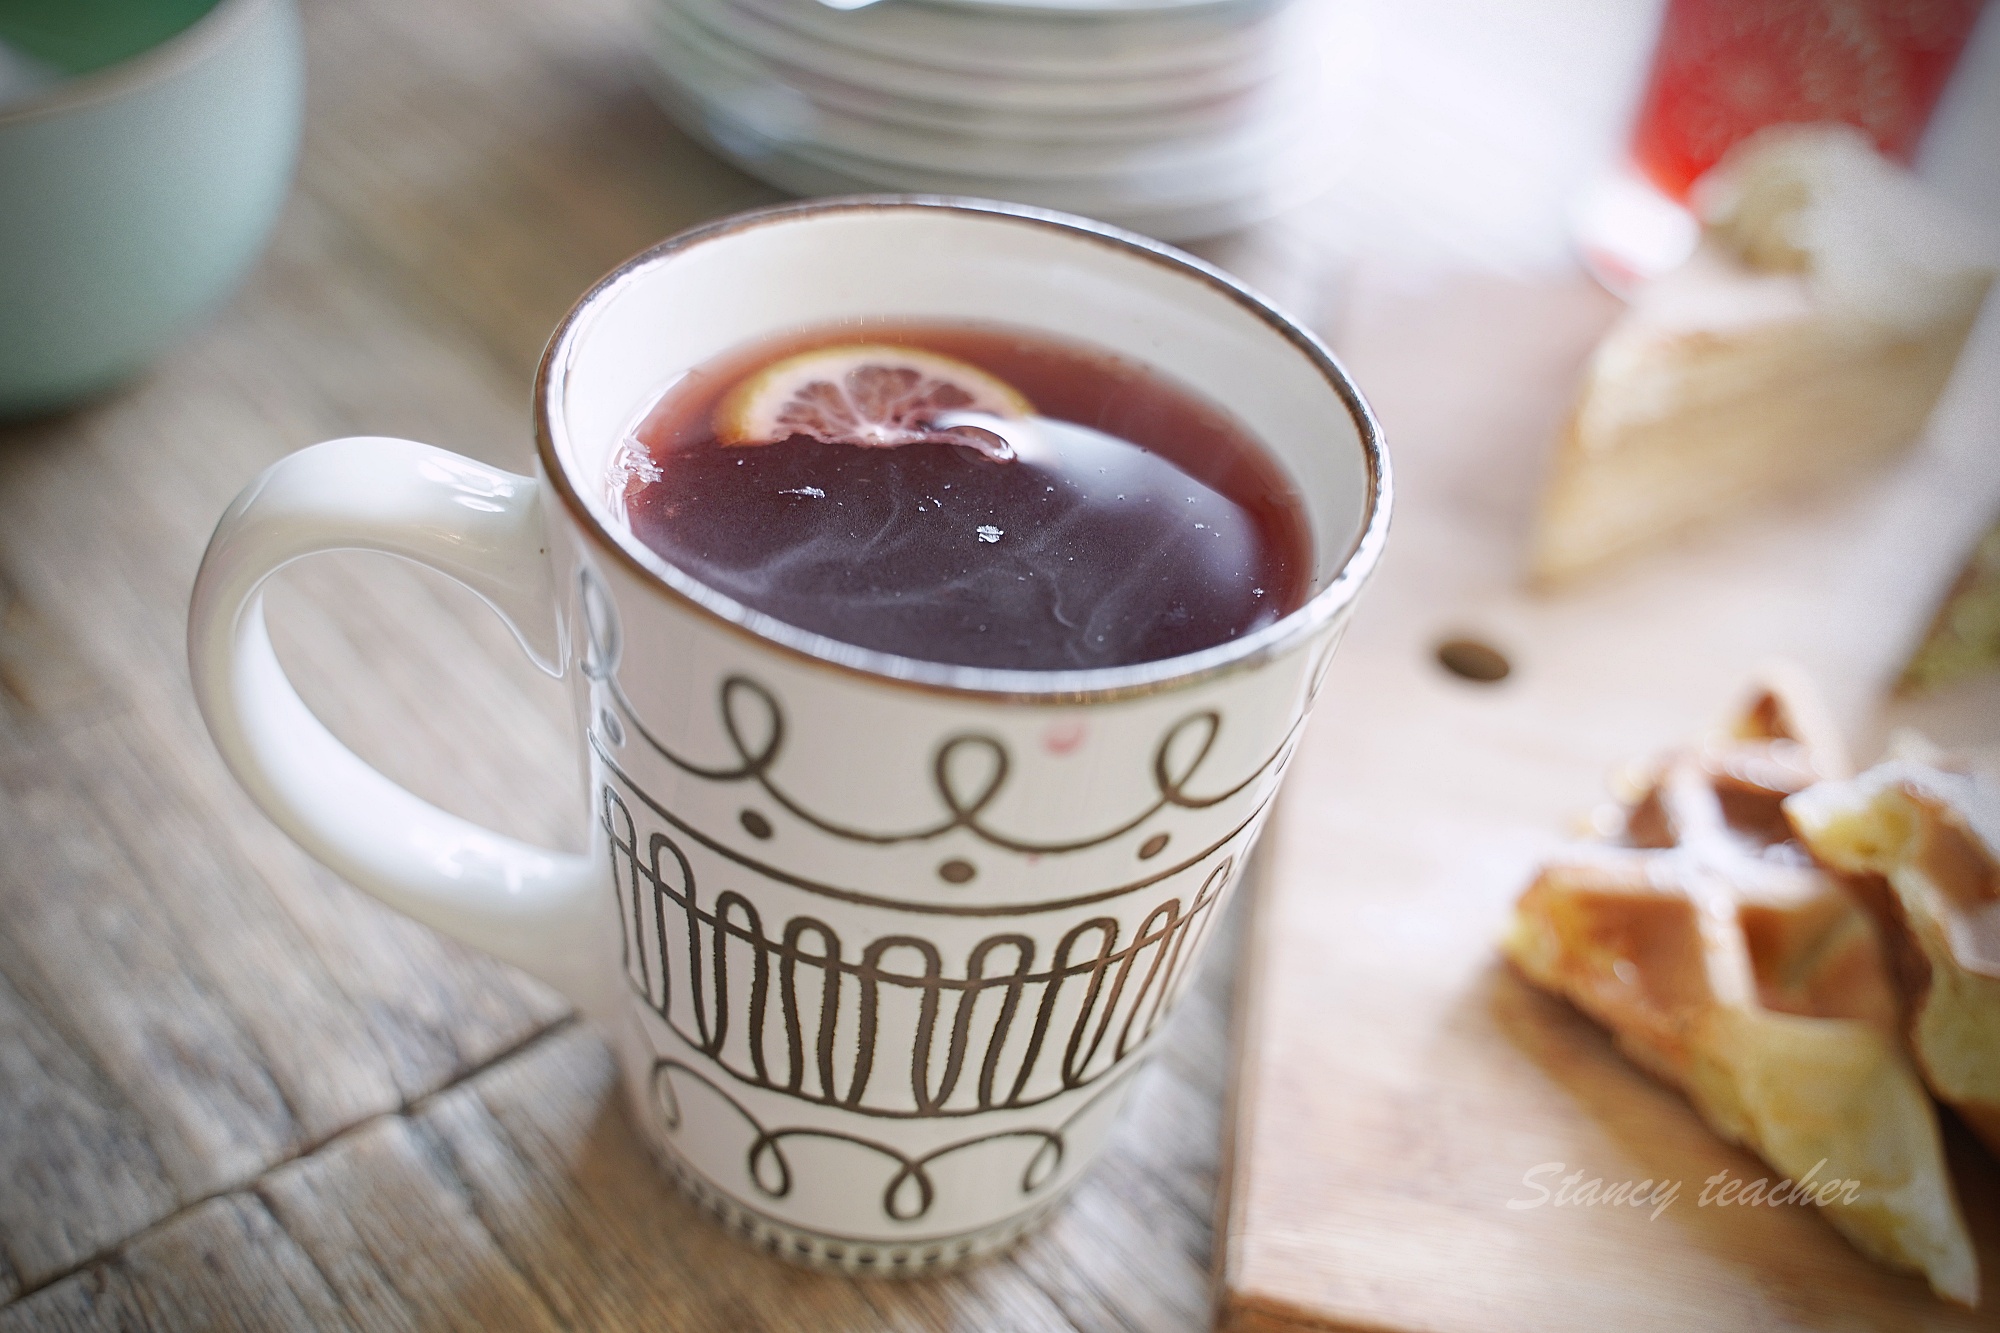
[188,198,1389,1272]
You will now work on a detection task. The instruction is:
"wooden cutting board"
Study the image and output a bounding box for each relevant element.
[1215,270,2000,1333]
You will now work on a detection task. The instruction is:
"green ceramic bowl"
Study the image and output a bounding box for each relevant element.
[0,0,302,417]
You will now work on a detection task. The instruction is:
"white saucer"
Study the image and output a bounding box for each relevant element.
[637,0,1332,240]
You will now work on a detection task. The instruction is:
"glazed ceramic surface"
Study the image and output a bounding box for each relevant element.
[636,0,1343,240]
[0,0,301,415]
[188,199,1390,1271]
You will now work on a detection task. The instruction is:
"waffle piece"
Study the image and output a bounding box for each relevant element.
[1531,127,1995,583]
[1787,759,2000,1161]
[1505,680,1978,1305]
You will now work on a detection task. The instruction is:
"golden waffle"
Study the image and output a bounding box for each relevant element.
[1787,757,2000,1161]
[1505,678,1978,1306]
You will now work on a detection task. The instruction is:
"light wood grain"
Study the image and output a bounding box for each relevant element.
[1215,264,2000,1332]
[1,935,1235,1332]
[1,1195,356,1333]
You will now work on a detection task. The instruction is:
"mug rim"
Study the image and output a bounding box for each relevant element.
[0,0,272,128]
[534,195,1390,704]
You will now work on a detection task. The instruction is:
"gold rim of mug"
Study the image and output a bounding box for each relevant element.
[534,195,1391,705]
[0,0,273,127]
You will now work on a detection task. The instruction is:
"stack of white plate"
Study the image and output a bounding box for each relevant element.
[638,0,1341,241]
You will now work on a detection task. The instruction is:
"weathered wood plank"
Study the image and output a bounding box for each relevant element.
[259,1115,571,1333]
[413,1025,901,1333]
[0,120,579,1328]
[0,506,574,1293]
[0,965,174,1305]
[0,753,304,1206]
[0,572,113,747]
[297,0,779,386]
[0,884,1238,1330]
[0,1195,355,1333]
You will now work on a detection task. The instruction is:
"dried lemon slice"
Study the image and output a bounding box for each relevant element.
[712,344,1033,460]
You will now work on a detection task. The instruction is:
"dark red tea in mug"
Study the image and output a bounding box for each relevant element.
[616,320,1313,671]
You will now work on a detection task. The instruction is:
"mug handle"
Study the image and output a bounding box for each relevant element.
[188,436,598,1002]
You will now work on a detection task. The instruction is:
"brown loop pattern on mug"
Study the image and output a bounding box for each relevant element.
[599,670,1301,857]
[651,1057,1119,1223]
[610,787,1235,1121]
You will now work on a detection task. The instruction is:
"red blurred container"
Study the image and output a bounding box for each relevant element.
[1630,0,1985,202]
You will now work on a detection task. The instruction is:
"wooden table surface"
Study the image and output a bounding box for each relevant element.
[3,0,1994,1329]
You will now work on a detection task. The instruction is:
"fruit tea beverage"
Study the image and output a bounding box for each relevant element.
[616,320,1313,671]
